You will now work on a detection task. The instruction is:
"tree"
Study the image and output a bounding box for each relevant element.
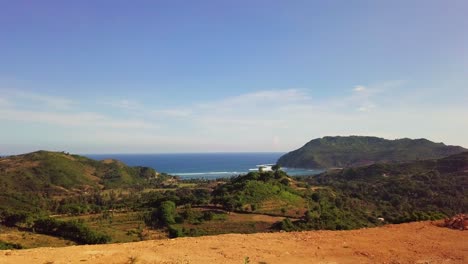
[0,211,31,227]
[272,164,281,171]
[272,164,282,179]
[147,201,177,228]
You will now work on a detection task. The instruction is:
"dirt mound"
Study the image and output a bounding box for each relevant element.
[443,214,468,230]
[1,221,466,264]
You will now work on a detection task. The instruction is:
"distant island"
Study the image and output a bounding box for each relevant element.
[277,136,467,169]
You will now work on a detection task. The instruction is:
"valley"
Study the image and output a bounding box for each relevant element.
[1,146,467,250]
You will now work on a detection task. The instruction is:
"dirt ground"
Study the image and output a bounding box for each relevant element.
[1,221,466,264]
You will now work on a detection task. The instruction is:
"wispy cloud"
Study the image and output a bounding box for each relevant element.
[357,103,376,112]
[103,99,143,110]
[198,89,311,110]
[2,80,467,153]
[0,89,158,130]
[0,97,8,106]
[0,108,158,129]
[347,81,406,112]
[353,85,366,92]
[229,89,311,103]
[0,89,75,109]
[151,109,192,118]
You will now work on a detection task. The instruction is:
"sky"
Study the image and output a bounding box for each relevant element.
[1,0,467,154]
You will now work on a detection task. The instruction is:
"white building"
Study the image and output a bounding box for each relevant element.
[256,164,275,172]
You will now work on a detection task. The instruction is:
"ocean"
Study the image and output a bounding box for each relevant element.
[84,153,322,179]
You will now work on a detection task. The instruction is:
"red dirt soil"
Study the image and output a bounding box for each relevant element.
[1,221,466,264]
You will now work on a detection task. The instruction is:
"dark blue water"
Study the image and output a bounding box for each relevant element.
[84,153,321,179]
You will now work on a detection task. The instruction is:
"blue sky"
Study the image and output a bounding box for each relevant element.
[1,0,467,154]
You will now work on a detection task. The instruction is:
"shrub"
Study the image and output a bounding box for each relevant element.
[0,210,32,227]
[146,201,177,228]
[0,241,23,250]
[278,218,296,232]
[202,211,214,221]
[168,225,184,238]
[32,218,110,244]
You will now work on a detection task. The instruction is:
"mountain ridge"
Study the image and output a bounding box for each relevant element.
[277,136,467,169]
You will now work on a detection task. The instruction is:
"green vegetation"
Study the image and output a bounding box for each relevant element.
[212,170,304,214]
[278,136,466,169]
[1,149,467,249]
[0,241,23,250]
[0,151,160,212]
[0,150,158,191]
[0,210,110,245]
[308,152,468,222]
[275,152,468,232]
[32,218,111,244]
[145,201,176,228]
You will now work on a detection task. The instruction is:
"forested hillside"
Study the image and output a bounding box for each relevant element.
[277,136,466,169]
[303,152,468,224]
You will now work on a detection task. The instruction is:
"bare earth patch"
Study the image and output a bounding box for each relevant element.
[0,228,75,248]
[0,158,40,173]
[1,221,466,264]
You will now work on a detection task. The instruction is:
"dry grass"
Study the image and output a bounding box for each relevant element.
[0,227,75,248]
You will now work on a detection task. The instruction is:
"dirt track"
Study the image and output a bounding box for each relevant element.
[1,221,466,264]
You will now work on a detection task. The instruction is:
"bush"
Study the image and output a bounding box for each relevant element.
[0,241,23,250]
[180,205,202,223]
[145,201,177,228]
[58,204,88,215]
[168,225,184,238]
[202,211,214,221]
[32,218,110,244]
[0,210,32,227]
[278,218,296,232]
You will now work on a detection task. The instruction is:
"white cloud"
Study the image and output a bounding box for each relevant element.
[0,89,184,133]
[353,85,366,92]
[0,97,8,106]
[104,99,142,110]
[2,81,468,153]
[232,89,310,102]
[0,89,75,109]
[151,109,192,118]
[357,103,376,112]
[347,82,403,112]
[0,107,158,130]
[198,89,311,110]
[178,82,467,150]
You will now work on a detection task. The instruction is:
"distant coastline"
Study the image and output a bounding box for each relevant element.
[84,152,322,179]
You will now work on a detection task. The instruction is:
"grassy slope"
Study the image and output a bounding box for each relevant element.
[0,151,157,211]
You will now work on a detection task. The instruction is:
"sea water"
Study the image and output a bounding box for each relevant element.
[84,153,322,179]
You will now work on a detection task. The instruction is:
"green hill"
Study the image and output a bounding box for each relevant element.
[212,170,305,216]
[304,152,468,223]
[277,136,467,169]
[0,151,158,210]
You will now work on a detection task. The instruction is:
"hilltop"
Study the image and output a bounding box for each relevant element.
[1,221,466,264]
[277,136,467,169]
[0,151,158,211]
